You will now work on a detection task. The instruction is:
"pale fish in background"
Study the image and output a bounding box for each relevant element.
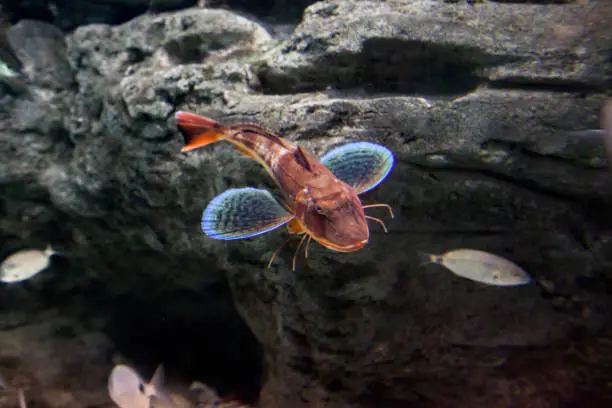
[189,381,220,406]
[566,99,612,167]
[0,244,61,283]
[419,248,532,286]
[17,389,26,408]
[0,373,28,408]
[189,382,250,408]
[108,364,177,408]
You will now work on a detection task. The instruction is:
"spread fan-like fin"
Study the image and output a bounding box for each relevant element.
[202,187,294,240]
[320,142,395,195]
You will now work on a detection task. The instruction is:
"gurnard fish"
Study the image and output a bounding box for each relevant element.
[175,112,395,270]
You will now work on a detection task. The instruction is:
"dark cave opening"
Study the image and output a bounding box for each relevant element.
[0,0,318,31]
[215,0,318,24]
[0,0,150,31]
[0,188,264,403]
[103,279,263,404]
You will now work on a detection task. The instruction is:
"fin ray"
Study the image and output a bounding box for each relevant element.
[202,187,294,240]
[320,142,395,194]
[17,389,26,408]
[175,111,226,152]
[149,365,176,408]
[287,218,306,234]
[293,145,314,172]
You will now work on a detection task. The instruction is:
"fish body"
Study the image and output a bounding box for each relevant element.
[0,374,28,408]
[108,364,176,408]
[175,112,395,268]
[17,389,26,408]
[152,393,193,408]
[188,382,249,408]
[421,248,531,286]
[0,244,59,283]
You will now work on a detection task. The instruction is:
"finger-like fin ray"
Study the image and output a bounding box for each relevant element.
[293,145,315,172]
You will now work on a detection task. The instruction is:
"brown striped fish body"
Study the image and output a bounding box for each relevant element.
[176,111,395,270]
[176,112,371,252]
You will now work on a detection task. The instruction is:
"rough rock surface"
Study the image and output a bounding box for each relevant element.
[0,0,611,407]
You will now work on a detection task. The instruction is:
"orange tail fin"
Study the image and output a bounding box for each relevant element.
[175,111,228,152]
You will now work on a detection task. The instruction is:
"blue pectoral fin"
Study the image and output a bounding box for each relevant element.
[202,187,294,240]
[320,142,395,195]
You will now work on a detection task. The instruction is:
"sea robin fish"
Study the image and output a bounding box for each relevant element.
[175,112,395,270]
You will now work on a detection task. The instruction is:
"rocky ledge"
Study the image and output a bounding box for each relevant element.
[0,0,611,407]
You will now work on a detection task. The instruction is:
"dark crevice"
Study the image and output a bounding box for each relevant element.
[212,0,318,24]
[1,1,149,31]
[486,79,608,94]
[408,160,609,206]
[480,139,602,168]
[258,38,522,96]
[102,278,263,404]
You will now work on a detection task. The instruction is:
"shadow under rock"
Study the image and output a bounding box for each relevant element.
[258,37,521,96]
[103,277,263,404]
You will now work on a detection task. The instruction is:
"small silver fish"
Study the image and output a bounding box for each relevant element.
[188,382,250,408]
[189,381,220,407]
[0,244,60,283]
[420,248,531,286]
[108,364,176,408]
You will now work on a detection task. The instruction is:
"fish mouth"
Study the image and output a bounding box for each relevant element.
[317,238,368,252]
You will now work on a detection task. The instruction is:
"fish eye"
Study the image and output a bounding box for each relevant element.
[492,271,501,280]
[315,204,323,212]
[138,383,145,394]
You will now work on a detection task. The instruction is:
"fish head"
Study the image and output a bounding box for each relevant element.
[295,181,369,252]
[490,266,531,286]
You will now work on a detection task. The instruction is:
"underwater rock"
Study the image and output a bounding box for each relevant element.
[0,1,611,408]
[256,0,611,94]
[0,316,112,408]
[5,20,74,91]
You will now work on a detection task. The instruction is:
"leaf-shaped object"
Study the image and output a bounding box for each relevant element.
[320,142,395,194]
[202,187,294,240]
